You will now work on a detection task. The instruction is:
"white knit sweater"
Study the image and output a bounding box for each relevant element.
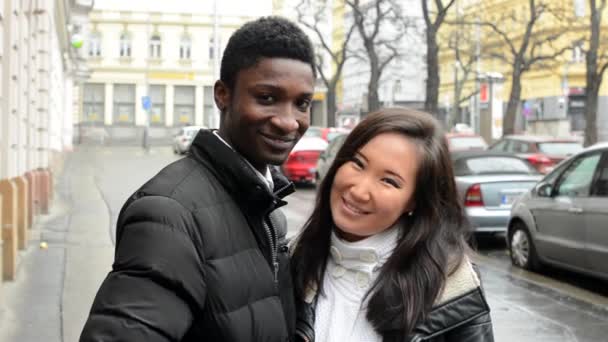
[314,226,400,342]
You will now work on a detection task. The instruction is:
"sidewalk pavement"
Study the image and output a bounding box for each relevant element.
[0,153,114,342]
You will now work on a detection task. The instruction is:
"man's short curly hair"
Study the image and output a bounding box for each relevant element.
[220,16,316,91]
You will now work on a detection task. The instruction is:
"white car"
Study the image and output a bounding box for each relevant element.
[173,126,205,154]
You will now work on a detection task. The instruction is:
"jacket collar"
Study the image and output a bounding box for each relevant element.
[296,257,490,341]
[189,129,295,213]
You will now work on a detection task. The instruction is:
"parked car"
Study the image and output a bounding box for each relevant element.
[305,126,351,142]
[507,142,608,281]
[452,152,543,235]
[489,135,583,174]
[315,132,349,183]
[172,125,205,154]
[282,137,328,184]
[445,133,488,152]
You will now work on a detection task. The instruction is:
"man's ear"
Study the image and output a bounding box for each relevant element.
[214,80,230,113]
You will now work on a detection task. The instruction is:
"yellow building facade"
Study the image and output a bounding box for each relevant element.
[439,0,608,139]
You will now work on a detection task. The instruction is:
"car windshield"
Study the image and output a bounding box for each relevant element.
[538,142,583,156]
[304,127,322,138]
[327,131,347,141]
[449,136,488,150]
[185,129,200,137]
[455,157,538,176]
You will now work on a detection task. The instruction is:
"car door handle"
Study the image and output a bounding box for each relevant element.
[568,207,584,214]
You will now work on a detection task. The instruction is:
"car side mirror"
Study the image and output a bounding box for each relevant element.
[537,182,554,197]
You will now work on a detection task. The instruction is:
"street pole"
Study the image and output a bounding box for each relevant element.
[212,0,220,129]
[143,13,151,151]
[474,16,481,134]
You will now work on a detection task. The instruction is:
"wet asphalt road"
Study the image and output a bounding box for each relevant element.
[89,145,608,341]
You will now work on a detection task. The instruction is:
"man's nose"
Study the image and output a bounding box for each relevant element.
[270,106,299,133]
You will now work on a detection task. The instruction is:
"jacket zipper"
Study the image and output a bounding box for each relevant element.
[263,213,279,284]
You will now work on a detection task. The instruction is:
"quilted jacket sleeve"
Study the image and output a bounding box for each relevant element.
[80,196,206,342]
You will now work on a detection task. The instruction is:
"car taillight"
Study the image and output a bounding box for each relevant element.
[526,154,554,174]
[465,183,484,207]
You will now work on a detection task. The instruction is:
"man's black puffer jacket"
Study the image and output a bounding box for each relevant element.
[80,129,297,342]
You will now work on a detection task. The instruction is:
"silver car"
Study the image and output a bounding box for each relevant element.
[173,125,205,154]
[452,152,543,234]
[315,133,348,183]
[508,142,608,280]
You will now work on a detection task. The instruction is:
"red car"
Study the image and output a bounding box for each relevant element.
[489,135,583,174]
[282,137,328,183]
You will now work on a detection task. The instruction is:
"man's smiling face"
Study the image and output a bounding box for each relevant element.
[217,57,315,172]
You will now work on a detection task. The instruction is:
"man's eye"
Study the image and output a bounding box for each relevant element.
[297,99,312,111]
[258,95,276,104]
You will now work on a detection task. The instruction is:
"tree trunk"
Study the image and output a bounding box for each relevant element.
[584,56,600,146]
[326,85,337,127]
[504,69,523,135]
[449,85,463,129]
[367,53,381,113]
[584,0,602,147]
[425,27,440,116]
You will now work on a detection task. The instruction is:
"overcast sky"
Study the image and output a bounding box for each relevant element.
[93,0,273,16]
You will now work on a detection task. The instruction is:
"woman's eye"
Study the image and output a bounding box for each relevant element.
[382,178,401,189]
[350,157,364,169]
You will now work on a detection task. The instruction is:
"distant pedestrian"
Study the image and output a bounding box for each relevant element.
[80,16,316,341]
[291,108,495,342]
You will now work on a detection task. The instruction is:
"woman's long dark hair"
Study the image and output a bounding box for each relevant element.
[291,108,469,338]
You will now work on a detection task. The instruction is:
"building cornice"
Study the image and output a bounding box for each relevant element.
[89,10,257,29]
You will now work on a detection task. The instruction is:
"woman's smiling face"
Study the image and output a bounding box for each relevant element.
[330,132,420,241]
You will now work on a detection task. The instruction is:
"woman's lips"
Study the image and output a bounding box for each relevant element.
[341,197,369,216]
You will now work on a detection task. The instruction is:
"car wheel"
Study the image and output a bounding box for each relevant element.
[509,222,541,271]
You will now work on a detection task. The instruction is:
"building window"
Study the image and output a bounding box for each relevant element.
[572,41,585,63]
[83,83,105,123]
[149,85,165,126]
[113,84,135,124]
[119,33,131,57]
[180,34,192,60]
[209,36,221,60]
[150,34,162,59]
[88,32,102,57]
[174,86,195,126]
[204,86,214,127]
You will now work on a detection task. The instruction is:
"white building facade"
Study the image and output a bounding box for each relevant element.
[1,0,93,282]
[78,1,274,143]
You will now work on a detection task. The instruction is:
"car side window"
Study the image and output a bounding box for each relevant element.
[328,135,346,157]
[556,153,601,197]
[592,152,608,197]
[506,140,520,153]
[490,140,509,151]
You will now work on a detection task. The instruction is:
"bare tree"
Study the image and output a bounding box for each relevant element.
[583,0,608,146]
[422,0,457,116]
[480,0,570,135]
[346,0,407,113]
[295,0,356,127]
[445,26,479,129]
